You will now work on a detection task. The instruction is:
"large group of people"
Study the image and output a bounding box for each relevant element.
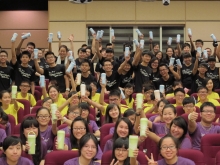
[0,29,220,165]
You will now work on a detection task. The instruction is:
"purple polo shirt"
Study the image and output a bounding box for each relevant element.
[180,137,192,149]
[103,139,113,152]
[189,122,220,150]
[149,115,159,122]
[61,126,71,135]
[152,123,169,135]
[0,157,34,165]
[0,128,6,143]
[64,137,103,160]
[64,157,100,165]
[109,127,115,135]
[89,120,99,133]
[40,125,55,151]
[157,156,195,165]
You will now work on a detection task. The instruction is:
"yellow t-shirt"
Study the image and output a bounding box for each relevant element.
[166,93,189,97]
[125,98,134,109]
[195,98,220,107]
[198,92,219,101]
[4,102,24,124]
[16,92,36,107]
[102,104,129,115]
[92,93,100,103]
[173,104,183,107]
[143,103,154,113]
[54,97,68,116]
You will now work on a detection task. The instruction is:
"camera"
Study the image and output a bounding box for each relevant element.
[163,0,170,6]
[69,0,92,4]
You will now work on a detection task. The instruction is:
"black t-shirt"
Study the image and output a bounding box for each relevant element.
[44,64,66,93]
[0,66,14,91]
[75,58,95,76]
[181,63,194,89]
[32,60,45,85]
[11,61,35,87]
[104,71,121,91]
[76,74,97,91]
[152,70,161,82]
[207,67,219,89]
[154,74,175,94]
[191,74,206,93]
[119,68,133,88]
[133,64,153,93]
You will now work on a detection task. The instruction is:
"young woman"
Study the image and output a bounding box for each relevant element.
[41,97,53,110]
[47,85,68,116]
[20,117,47,165]
[147,116,192,149]
[147,104,177,135]
[56,45,69,65]
[104,117,145,152]
[62,116,103,160]
[143,85,157,114]
[0,136,34,165]
[150,57,160,82]
[90,82,100,103]
[64,133,100,165]
[162,47,175,66]
[0,90,24,124]
[79,102,100,137]
[36,107,58,151]
[149,99,170,123]
[165,81,189,99]
[110,137,139,165]
[105,104,121,124]
[0,108,10,136]
[202,78,219,99]
[146,135,195,165]
[155,51,163,63]
[124,83,134,108]
[150,43,160,55]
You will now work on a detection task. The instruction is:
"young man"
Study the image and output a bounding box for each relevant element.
[132,47,153,93]
[34,51,69,95]
[0,50,14,91]
[188,102,220,150]
[206,56,220,89]
[191,63,208,93]
[173,88,185,107]
[181,52,199,89]
[16,80,36,107]
[182,97,196,114]
[11,42,35,95]
[195,86,220,107]
[76,59,96,91]
[154,63,181,94]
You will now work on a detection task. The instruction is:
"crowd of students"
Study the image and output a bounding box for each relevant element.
[0,30,220,165]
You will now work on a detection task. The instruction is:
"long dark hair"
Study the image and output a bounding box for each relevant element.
[20,117,42,165]
[169,116,188,145]
[2,136,22,157]
[78,102,90,123]
[124,83,134,103]
[0,90,10,106]
[70,116,90,149]
[112,117,133,142]
[202,77,215,91]
[112,137,130,165]
[105,104,121,124]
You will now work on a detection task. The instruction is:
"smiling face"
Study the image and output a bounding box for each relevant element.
[170,123,184,139]
[158,102,166,115]
[48,87,59,101]
[23,125,39,138]
[200,106,216,124]
[72,121,86,140]
[68,109,81,121]
[197,88,208,101]
[36,109,51,126]
[116,121,129,138]
[114,147,128,162]
[160,137,177,160]
[4,143,22,163]
[206,79,214,91]
[109,105,120,120]
[0,92,11,106]
[151,59,159,69]
[124,87,133,96]
[59,47,67,58]
[166,48,173,58]
[0,52,8,63]
[81,139,97,160]
[162,108,176,125]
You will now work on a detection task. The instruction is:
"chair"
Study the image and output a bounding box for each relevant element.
[132,93,137,99]
[34,90,41,101]
[104,93,109,100]
[35,86,42,95]
[17,108,24,124]
[201,134,220,165]
[89,107,96,119]
[101,134,112,151]
[176,106,184,116]
[214,89,220,96]
[100,123,115,149]
[58,124,68,130]
[88,114,95,121]
[101,150,147,165]
[7,114,16,135]
[45,150,78,165]
[178,149,205,165]
[31,106,42,114]
[191,93,198,100]
[17,99,31,116]
[36,100,43,106]
[12,123,21,136]
[216,150,220,165]
[146,113,157,119]
[167,98,176,104]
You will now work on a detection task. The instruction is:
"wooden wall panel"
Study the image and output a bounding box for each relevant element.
[49,22,86,42]
[49,2,86,21]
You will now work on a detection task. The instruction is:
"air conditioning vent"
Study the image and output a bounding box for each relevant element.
[69,0,92,4]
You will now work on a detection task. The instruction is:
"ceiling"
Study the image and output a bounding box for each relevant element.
[0,0,218,11]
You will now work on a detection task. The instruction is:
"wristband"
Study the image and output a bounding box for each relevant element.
[66,88,70,91]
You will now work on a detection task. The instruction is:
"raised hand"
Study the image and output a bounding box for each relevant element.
[110,159,119,165]
[146,153,158,165]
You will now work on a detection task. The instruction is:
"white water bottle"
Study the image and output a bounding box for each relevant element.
[125,47,130,57]
[149,31,153,39]
[203,50,208,59]
[89,28,96,35]
[176,59,182,68]
[21,33,31,39]
[96,31,101,40]
[34,49,38,59]
[66,62,75,73]
[100,30,104,38]
[11,33,18,42]
[210,34,217,42]
[101,73,106,85]
[176,34,181,43]
[48,33,53,43]
[169,58,175,66]
[57,31,61,39]
[136,29,142,36]
[110,29,114,37]
[167,37,172,45]
[140,40,144,49]
[188,28,192,36]
[133,39,139,47]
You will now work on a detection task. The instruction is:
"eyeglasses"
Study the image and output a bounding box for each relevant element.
[20,85,30,88]
[161,145,176,151]
[83,145,96,150]
[202,110,215,114]
[37,115,50,119]
[69,112,80,116]
[73,128,86,131]
[0,55,7,58]
[115,148,127,153]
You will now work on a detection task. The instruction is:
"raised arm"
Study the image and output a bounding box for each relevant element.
[31,82,35,95]
[15,36,25,55]
[189,34,195,52]
[169,65,181,80]
[66,72,76,92]
[192,52,200,75]
[132,46,142,66]
[95,39,102,60]
[11,40,17,65]
[118,55,130,74]
[99,81,107,105]
[34,59,44,74]
[188,112,198,133]
[82,96,105,114]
